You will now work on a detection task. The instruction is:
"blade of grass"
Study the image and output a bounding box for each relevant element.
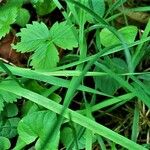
[48,36,150,71]
[0,65,109,97]
[85,129,93,150]
[40,42,105,149]
[97,135,107,150]
[132,19,150,69]
[131,102,140,142]
[101,36,150,56]
[83,93,93,150]
[0,60,22,87]
[125,6,150,12]
[78,93,134,114]
[131,75,150,96]
[0,84,147,150]
[2,70,146,77]
[105,0,127,18]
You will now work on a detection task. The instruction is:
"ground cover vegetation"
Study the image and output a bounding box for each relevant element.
[0,0,150,149]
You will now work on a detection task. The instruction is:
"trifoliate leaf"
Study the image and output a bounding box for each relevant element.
[49,21,78,50]
[30,43,59,70]
[13,21,49,52]
[13,21,78,70]
[15,111,60,150]
[0,6,18,39]
[100,26,138,47]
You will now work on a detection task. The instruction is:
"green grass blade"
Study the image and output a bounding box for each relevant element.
[0,65,109,97]
[78,93,134,114]
[97,136,107,150]
[131,103,140,142]
[132,19,150,69]
[0,60,22,87]
[105,0,127,18]
[0,84,147,150]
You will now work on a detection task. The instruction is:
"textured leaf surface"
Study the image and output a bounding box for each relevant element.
[33,0,56,16]
[49,21,78,50]
[14,21,78,70]
[94,58,128,95]
[15,8,30,27]
[31,0,44,3]
[30,43,59,70]
[100,26,138,47]
[15,111,59,150]
[0,6,17,39]
[0,118,20,138]
[0,136,11,150]
[60,126,96,149]
[5,103,18,117]
[0,80,20,112]
[13,22,49,52]
[90,0,105,17]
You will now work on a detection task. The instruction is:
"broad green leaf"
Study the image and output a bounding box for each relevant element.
[61,126,85,149]
[4,103,18,117]
[0,118,20,138]
[24,79,46,94]
[15,110,60,150]
[61,125,96,149]
[15,8,30,27]
[30,43,59,70]
[13,21,78,70]
[0,90,19,112]
[13,21,49,52]
[89,0,105,17]
[6,0,24,7]
[21,101,40,116]
[24,80,62,103]
[0,6,18,39]
[94,58,128,95]
[0,80,20,112]
[33,0,56,16]
[49,21,78,50]
[49,93,61,103]
[100,26,138,47]
[0,136,10,150]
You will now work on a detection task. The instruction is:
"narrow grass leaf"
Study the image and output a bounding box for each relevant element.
[131,103,140,142]
[0,84,147,150]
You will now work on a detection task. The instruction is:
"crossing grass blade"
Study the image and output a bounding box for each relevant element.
[0,84,147,150]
